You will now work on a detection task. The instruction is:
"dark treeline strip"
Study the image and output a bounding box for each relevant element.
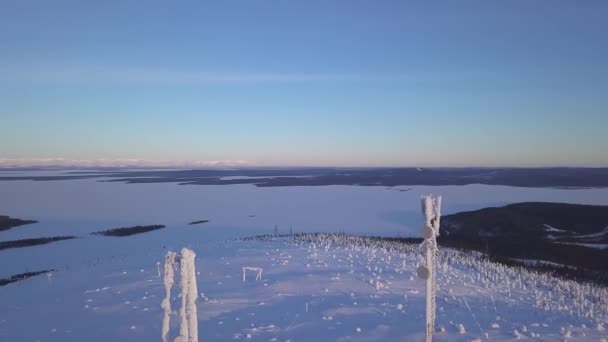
[0,175,98,181]
[0,270,54,286]
[189,220,210,225]
[3,168,608,188]
[92,225,166,237]
[0,236,76,251]
[0,215,38,231]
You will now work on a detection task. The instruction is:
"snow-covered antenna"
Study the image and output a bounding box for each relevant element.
[161,252,177,342]
[161,248,198,342]
[417,195,442,342]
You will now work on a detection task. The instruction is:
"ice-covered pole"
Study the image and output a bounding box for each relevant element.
[176,248,199,342]
[417,195,442,342]
[161,251,176,342]
[183,248,199,342]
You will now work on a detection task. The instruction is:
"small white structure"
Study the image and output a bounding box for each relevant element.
[242,266,263,282]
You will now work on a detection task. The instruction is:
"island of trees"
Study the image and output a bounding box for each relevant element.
[92,224,166,237]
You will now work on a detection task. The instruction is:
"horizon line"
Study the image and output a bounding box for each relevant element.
[1,165,608,170]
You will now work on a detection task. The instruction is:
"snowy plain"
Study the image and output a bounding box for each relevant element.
[1,174,608,341]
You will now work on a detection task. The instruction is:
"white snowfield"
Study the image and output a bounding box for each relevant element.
[2,234,608,341]
[543,224,608,245]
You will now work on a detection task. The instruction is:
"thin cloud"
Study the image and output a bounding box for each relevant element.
[0,158,249,168]
[0,64,401,84]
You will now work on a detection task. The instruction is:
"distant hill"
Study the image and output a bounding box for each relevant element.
[440,202,608,277]
[441,202,608,241]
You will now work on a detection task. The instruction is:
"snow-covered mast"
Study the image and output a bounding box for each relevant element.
[161,248,199,342]
[161,251,177,342]
[417,195,442,342]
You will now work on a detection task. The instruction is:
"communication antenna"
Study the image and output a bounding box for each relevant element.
[161,248,199,342]
[417,195,442,342]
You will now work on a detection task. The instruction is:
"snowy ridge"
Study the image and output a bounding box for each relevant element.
[237,233,608,340]
[542,224,567,233]
[543,224,608,242]
[556,242,608,250]
[574,226,608,240]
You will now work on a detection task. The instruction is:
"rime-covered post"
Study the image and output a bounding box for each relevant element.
[160,248,199,342]
[186,248,199,342]
[179,248,199,342]
[417,195,442,342]
[161,251,176,342]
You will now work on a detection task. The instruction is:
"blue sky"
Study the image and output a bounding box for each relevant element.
[1,1,607,167]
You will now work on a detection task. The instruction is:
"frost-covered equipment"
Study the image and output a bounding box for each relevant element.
[161,248,199,342]
[242,266,263,282]
[417,195,442,342]
[161,252,177,342]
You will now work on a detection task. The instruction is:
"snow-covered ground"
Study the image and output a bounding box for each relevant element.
[2,175,608,341]
[2,234,608,341]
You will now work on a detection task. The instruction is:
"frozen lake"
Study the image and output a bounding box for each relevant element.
[2,174,608,278]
